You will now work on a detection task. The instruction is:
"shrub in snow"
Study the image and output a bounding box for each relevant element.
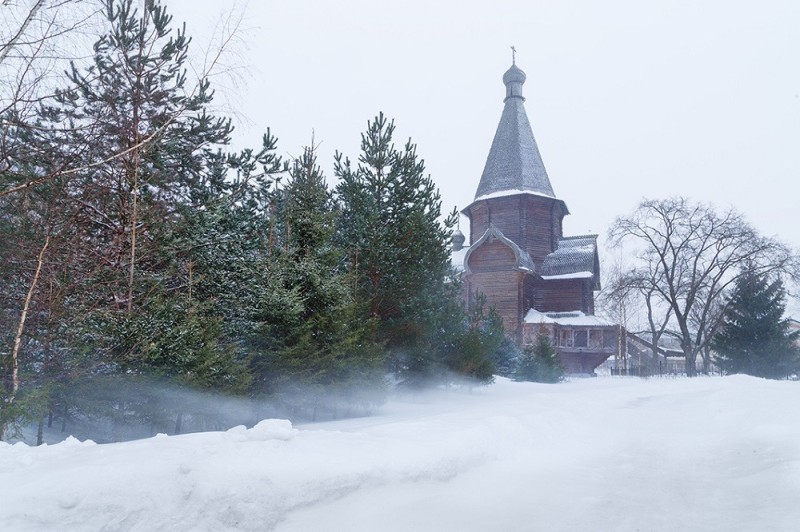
[514,333,564,383]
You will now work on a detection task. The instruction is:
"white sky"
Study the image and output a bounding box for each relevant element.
[167,0,800,252]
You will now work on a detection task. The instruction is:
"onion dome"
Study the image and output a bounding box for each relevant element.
[452,228,466,251]
[503,64,526,101]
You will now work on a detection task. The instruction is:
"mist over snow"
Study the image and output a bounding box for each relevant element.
[2,376,800,531]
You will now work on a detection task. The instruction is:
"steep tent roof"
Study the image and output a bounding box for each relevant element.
[473,63,556,201]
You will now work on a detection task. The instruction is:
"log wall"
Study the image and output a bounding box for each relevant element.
[468,270,524,339]
[532,277,592,313]
[465,194,566,267]
[466,240,525,339]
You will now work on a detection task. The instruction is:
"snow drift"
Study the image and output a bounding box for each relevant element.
[2,376,799,531]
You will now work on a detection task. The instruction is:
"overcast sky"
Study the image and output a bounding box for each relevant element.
[167,0,800,255]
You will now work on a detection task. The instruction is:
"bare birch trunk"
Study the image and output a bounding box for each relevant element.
[10,234,50,402]
[0,0,46,65]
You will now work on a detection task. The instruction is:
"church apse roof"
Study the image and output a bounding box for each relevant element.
[473,62,557,202]
[462,225,535,274]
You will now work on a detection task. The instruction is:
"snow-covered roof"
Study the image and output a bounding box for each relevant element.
[473,188,555,203]
[524,309,615,327]
[540,271,594,281]
[540,235,600,289]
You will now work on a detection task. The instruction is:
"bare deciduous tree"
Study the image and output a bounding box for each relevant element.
[609,197,797,376]
[604,266,674,373]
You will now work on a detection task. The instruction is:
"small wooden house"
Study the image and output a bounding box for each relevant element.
[452,62,616,374]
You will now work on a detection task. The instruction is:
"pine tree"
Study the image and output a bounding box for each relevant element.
[515,333,564,383]
[712,268,799,379]
[49,0,235,348]
[334,114,461,381]
[47,0,233,315]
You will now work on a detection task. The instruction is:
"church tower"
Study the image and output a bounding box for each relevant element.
[458,61,603,351]
[463,61,569,268]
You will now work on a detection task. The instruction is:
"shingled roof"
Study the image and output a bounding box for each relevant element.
[540,235,601,289]
[473,63,556,201]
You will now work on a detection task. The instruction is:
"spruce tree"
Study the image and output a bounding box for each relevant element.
[515,333,564,383]
[254,146,386,417]
[712,268,799,379]
[443,293,502,383]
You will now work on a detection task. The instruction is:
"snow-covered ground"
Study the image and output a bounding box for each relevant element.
[2,376,799,531]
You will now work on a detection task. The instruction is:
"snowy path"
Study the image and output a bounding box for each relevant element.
[2,376,799,531]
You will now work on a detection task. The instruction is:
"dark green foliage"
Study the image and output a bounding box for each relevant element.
[335,113,455,332]
[335,114,496,385]
[1,0,247,439]
[492,337,523,378]
[49,0,233,308]
[56,0,246,397]
[250,145,388,415]
[447,293,503,383]
[2,3,512,439]
[268,303,386,419]
[515,333,564,383]
[178,132,286,344]
[712,268,800,379]
[104,296,252,391]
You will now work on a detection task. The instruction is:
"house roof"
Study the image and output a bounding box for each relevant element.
[472,63,556,202]
[462,225,535,274]
[524,309,615,327]
[540,235,601,289]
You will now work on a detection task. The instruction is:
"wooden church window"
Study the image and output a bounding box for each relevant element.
[560,329,573,347]
[574,330,587,348]
[588,330,603,348]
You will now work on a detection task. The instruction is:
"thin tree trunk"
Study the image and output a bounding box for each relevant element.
[127,158,139,314]
[701,348,711,375]
[127,6,148,314]
[187,260,193,310]
[9,234,50,405]
[126,110,142,314]
[0,0,46,65]
[36,415,44,446]
[269,195,275,251]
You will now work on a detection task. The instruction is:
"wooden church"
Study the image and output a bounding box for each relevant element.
[452,61,618,374]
